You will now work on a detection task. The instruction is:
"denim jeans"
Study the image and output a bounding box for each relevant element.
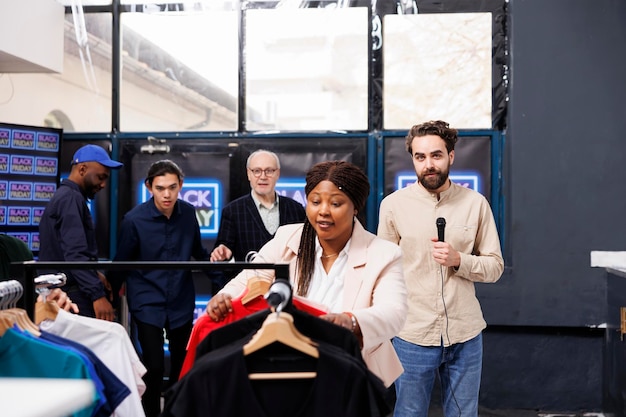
[392,333,483,417]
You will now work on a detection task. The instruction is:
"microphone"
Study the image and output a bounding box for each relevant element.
[436,217,446,242]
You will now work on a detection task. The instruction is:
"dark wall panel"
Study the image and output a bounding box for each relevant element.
[475,0,626,412]
[482,328,603,411]
[478,0,626,327]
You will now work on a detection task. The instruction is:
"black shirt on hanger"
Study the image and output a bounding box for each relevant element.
[194,307,361,360]
[163,337,389,417]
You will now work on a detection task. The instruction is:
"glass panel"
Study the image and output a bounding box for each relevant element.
[383,13,492,130]
[121,0,233,7]
[0,13,112,132]
[245,7,368,131]
[56,0,111,5]
[120,8,238,131]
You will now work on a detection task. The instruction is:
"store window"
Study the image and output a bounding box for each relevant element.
[245,7,369,132]
[58,0,111,4]
[1,1,505,134]
[383,12,493,130]
[120,7,239,131]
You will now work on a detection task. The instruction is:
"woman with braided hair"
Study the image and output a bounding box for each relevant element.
[205,160,408,388]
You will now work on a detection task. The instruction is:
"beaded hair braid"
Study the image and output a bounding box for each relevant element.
[295,160,370,296]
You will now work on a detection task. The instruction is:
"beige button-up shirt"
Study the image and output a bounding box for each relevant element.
[378,181,504,346]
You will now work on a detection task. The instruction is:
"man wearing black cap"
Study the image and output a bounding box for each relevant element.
[39,144,123,321]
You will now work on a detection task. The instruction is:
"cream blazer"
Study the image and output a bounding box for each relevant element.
[220,221,407,387]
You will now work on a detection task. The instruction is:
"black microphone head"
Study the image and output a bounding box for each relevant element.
[436,217,446,241]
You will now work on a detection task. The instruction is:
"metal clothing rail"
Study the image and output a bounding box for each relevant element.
[12,261,290,320]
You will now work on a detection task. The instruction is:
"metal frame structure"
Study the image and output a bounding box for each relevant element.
[14,260,290,320]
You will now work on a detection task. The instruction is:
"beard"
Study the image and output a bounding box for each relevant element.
[418,168,449,191]
[83,178,101,199]
[85,187,98,199]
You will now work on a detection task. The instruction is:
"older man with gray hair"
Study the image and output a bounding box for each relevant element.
[210,149,306,288]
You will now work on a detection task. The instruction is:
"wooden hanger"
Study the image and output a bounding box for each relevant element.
[243,311,318,380]
[0,280,40,336]
[34,300,60,326]
[0,282,14,336]
[4,308,41,336]
[0,313,16,337]
[241,276,272,305]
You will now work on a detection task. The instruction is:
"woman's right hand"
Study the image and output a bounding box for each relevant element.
[206,293,233,322]
[37,288,79,313]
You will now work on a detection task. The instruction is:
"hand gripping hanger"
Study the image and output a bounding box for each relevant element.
[34,273,67,295]
[34,273,67,325]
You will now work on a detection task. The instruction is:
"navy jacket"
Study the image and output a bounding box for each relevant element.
[38,179,106,301]
[114,198,209,328]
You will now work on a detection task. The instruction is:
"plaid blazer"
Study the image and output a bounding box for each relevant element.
[214,193,306,265]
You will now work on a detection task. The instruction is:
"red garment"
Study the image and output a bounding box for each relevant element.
[179,289,327,379]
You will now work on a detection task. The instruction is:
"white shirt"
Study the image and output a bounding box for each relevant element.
[307,239,351,313]
[40,309,147,417]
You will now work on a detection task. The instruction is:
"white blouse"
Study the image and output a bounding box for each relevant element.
[306,238,351,313]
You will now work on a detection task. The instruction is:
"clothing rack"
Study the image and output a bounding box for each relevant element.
[12,261,290,320]
[0,280,97,417]
[0,280,23,310]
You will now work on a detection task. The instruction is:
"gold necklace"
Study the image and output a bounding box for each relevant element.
[321,252,339,259]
